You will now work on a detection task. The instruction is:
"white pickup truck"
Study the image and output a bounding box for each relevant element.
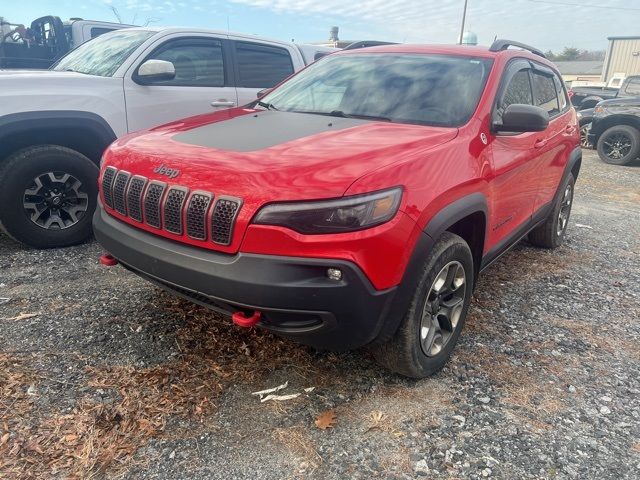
[0,27,335,248]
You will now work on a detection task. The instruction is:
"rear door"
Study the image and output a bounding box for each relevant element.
[228,39,296,106]
[529,64,575,211]
[124,34,237,132]
[488,60,542,247]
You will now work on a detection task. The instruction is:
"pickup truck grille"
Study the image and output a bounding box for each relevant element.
[101,168,241,246]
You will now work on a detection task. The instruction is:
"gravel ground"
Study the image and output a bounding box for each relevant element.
[1,149,639,479]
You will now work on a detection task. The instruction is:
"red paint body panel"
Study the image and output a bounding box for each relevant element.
[98,44,580,290]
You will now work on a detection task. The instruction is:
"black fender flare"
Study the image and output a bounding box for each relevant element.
[0,110,117,161]
[372,193,488,344]
[555,147,582,203]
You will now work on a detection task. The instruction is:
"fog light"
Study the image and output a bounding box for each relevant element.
[327,268,343,281]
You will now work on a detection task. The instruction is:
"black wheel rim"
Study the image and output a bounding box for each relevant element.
[580,123,592,149]
[602,132,632,160]
[557,183,573,236]
[419,261,467,357]
[23,171,89,230]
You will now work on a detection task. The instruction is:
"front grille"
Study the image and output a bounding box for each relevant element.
[163,187,188,235]
[126,176,147,222]
[143,182,166,228]
[211,197,241,245]
[102,167,241,246]
[112,171,131,215]
[186,192,212,240]
[101,167,117,208]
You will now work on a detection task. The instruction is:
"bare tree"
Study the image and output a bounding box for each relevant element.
[109,6,123,24]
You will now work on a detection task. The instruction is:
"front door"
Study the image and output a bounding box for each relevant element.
[124,35,237,132]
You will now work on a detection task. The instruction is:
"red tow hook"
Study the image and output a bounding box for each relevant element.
[99,253,118,266]
[232,310,262,328]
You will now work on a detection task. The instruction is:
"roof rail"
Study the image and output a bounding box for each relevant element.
[489,39,546,58]
[343,40,398,51]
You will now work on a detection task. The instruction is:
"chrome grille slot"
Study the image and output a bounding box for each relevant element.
[186,192,212,240]
[143,181,166,228]
[112,171,130,216]
[101,167,117,209]
[163,187,188,235]
[211,197,241,245]
[126,176,147,222]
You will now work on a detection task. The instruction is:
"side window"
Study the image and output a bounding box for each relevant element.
[553,74,568,111]
[90,27,115,39]
[144,38,225,87]
[532,72,560,116]
[496,69,533,121]
[624,78,640,96]
[235,42,294,88]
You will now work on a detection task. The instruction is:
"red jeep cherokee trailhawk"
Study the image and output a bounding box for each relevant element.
[94,40,581,378]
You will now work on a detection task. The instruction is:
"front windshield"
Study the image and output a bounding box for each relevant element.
[262,53,494,127]
[52,30,155,77]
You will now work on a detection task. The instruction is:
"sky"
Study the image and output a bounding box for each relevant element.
[2,0,639,52]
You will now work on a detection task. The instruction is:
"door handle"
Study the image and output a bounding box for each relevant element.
[565,125,576,134]
[534,139,548,149]
[211,100,236,107]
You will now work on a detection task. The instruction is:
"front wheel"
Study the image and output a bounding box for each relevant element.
[373,232,474,378]
[0,145,98,248]
[596,125,640,166]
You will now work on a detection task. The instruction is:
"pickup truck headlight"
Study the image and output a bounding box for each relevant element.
[253,187,402,234]
[594,105,605,115]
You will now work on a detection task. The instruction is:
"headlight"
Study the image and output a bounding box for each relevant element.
[594,105,605,115]
[253,187,403,234]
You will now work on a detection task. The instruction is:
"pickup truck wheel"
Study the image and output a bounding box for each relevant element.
[580,122,593,149]
[0,145,98,248]
[373,232,473,378]
[596,125,640,165]
[528,173,574,249]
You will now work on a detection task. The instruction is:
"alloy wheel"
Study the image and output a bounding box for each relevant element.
[23,171,89,230]
[557,183,573,236]
[580,123,592,149]
[419,261,467,357]
[602,132,632,160]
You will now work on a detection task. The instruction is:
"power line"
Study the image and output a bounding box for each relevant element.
[524,0,640,12]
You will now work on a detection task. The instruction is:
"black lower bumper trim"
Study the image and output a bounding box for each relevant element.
[93,205,396,351]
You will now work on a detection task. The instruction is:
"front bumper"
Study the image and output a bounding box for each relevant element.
[93,205,397,351]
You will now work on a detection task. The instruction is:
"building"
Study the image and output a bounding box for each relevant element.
[554,60,603,85]
[602,36,640,83]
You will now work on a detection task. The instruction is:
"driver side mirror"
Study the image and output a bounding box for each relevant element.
[137,59,176,84]
[493,104,549,133]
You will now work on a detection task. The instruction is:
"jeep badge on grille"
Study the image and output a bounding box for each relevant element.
[153,164,181,179]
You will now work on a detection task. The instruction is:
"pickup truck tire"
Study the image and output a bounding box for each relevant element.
[373,232,473,378]
[596,125,640,166]
[0,145,98,248]
[528,173,575,249]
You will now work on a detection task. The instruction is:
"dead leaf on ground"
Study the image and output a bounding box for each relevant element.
[314,410,337,430]
[6,312,39,321]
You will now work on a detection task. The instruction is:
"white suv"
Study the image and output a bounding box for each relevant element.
[0,27,335,248]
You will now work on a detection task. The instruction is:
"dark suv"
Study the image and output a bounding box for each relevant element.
[94,40,580,378]
[589,97,640,165]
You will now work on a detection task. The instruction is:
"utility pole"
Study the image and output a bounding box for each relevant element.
[459,0,468,44]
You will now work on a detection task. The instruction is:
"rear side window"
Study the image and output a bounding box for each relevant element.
[91,27,116,39]
[235,42,294,88]
[532,72,559,116]
[496,69,533,121]
[553,74,568,111]
[146,38,225,87]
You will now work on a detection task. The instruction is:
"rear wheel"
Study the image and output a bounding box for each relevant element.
[596,125,640,165]
[580,122,592,149]
[373,232,473,378]
[0,145,98,248]
[528,173,574,249]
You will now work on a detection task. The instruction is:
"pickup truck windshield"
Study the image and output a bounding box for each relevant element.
[262,53,493,128]
[52,30,154,77]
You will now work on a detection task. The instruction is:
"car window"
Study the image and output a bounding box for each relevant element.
[145,39,225,87]
[495,69,533,121]
[532,72,559,116]
[553,74,568,111]
[235,42,294,88]
[90,27,116,39]
[624,78,640,96]
[262,54,493,128]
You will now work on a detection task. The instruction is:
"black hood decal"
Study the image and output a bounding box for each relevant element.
[171,111,368,152]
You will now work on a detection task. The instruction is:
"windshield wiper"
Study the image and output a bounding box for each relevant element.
[293,110,392,122]
[257,100,278,111]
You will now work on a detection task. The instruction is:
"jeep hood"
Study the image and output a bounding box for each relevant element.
[109,108,458,200]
